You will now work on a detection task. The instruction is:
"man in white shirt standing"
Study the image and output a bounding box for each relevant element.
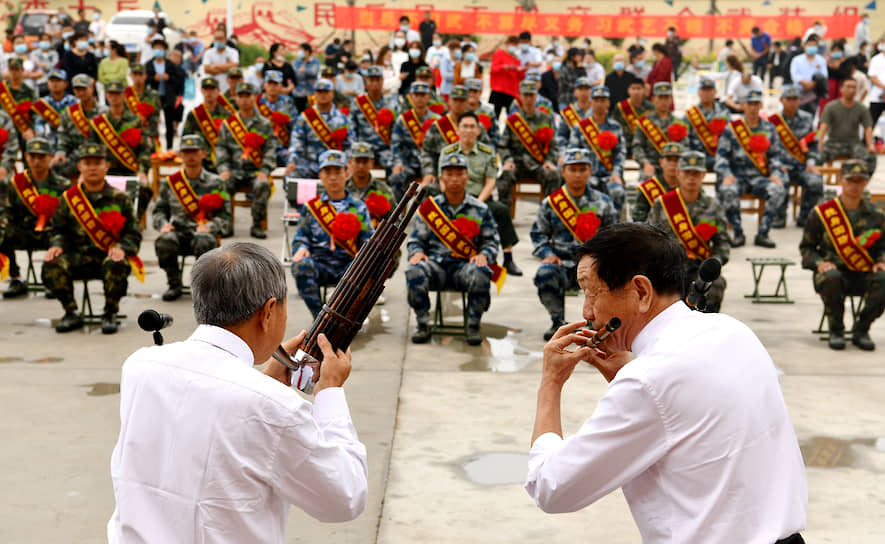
[516,30,543,76]
[790,35,828,114]
[108,242,368,543]
[202,28,240,93]
[525,223,807,544]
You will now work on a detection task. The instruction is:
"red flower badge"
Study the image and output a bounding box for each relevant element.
[534,125,555,145]
[596,130,618,152]
[694,221,718,242]
[857,229,882,249]
[421,118,436,133]
[15,100,32,119]
[538,105,551,115]
[0,127,8,148]
[197,191,226,223]
[575,210,601,242]
[708,118,727,136]
[98,209,126,237]
[452,215,481,239]
[120,127,142,148]
[666,122,688,142]
[270,111,291,126]
[377,108,395,126]
[340,106,350,116]
[136,102,156,119]
[477,113,492,131]
[330,126,348,148]
[33,193,59,232]
[429,103,446,115]
[364,191,392,218]
[748,133,770,153]
[330,211,363,241]
[213,118,224,131]
[242,131,266,159]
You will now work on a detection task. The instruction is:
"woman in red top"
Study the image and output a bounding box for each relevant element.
[645,43,673,92]
[489,35,525,118]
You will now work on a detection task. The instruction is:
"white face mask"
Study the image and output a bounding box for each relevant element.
[432,39,441,47]
[394,38,406,48]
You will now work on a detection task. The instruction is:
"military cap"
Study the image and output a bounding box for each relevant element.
[741,90,763,103]
[652,82,672,96]
[264,70,283,83]
[48,68,67,80]
[840,159,870,180]
[78,142,106,159]
[525,72,542,82]
[235,81,256,95]
[130,62,146,73]
[440,152,468,169]
[105,80,126,93]
[200,76,219,88]
[450,85,468,100]
[351,141,374,158]
[320,66,336,77]
[781,84,802,98]
[364,65,383,78]
[71,74,94,88]
[315,78,334,92]
[465,78,483,91]
[575,77,592,88]
[519,80,538,94]
[7,57,22,69]
[562,147,592,165]
[227,67,243,77]
[179,134,206,151]
[319,149,347,169]
[409,81,431,94]
[25,137,52,154]
[591,85,611,99]
[415,66,433,77]
[678,151,707,171]
[661,142,685,157]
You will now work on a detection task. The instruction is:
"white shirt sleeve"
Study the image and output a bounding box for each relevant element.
[525,375,670,514]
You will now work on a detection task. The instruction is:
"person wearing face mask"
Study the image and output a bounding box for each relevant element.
[438,40,461,99]
[397,41,428,98]
[490,36,526,118]
[627,48,650,84]
[9,34,43,93]
[262,43,296,95]
[423,33,448,70]
[202,28,240,93]
[803,21,828,53]
[334,60,364,101]
[855,13,871,53]
[544,36,565,59]
[291,42,320,113]
[516,30,543,76]
[139,21,161,64]
[60,32,98,89]
[244,55,265,89]
[604,54,633,107]
[390,15,420,51]
[453,44,482,87]
[146,39,186,150]
[539,59,560,114]
[790,35,828,115]
[56,25,75,59]
[89,8,107,42]
[98,40,130,88]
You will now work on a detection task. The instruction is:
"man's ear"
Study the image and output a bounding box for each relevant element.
[259,297,277,332]
[632,275,654,314]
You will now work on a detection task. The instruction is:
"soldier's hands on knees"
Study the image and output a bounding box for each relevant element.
[502,161,515,172]
[409,252,428,265]
[108,247,125,262]
[542,255,561,266]
[293,248,310,262]
[161,223,175,233]
[313,333,352,394]
[470,254,488,268]
[770,176,783,186]
[817,261,836,274]
[421,174,435,187]
[44,246,63,262]
[256,172,268,183]
[722,175,738,186]
[874,263,885,273]
[196,224,212,233]
[284,163,295,176]
[807,165,821,175]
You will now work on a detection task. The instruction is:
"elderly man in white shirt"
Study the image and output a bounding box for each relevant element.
[790,35,828,113]
[526,223,807,544]
[108,242,368,543]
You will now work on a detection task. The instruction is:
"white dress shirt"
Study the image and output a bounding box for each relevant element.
[790,53,828,85]
[108,325,368,543]
[202,46,240,92]
[526,302,807,543]
[868,53,885,103]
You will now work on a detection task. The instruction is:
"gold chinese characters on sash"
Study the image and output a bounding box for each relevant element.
[660,188,712,260]
[814,199,875,272]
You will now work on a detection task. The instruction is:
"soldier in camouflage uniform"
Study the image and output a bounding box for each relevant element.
[0,109,20,180]
[632,82,678,181]
[684,77,729,173]
[420,86,485,187]
[215,82,276,239]
[611,76,652,157]
[410,66,445,114]
[530,148,618,340]
[32,69,78,150]
[182,77,232,173]
[127,63,162,147]
[51,74,107,180]
[222,67,244,107]
[632,142,682,222]
[285,78,351,180]
[497,80,561,210]
[406,153,500,346]
[0,138,66,298]
[152,135,230,301]
[555,77,592,152]
[257,70,296,167]
[715,90,787,248]
[464,78,500,149]
[42,143,142,334]
[772,84,824,228]
[507,72,555,115]
[4,57,37,145]
[648,151,730,313]
[567,85,627,212]
[349,66,398,175]
[799,160,885,351]
[291,150,373,318]
[389,81,440,202]
[345,142,393,203]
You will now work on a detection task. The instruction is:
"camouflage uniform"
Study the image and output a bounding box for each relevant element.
[506,94,555,117]
[286,105,351,178]
[54,100,107,179]
[631,142,683,223]
[389,107,439,202]
[771,107,824,224]
[531,179,617,324]
[4,79,37,141]
[345,175,393,202]
[181,99,230,172]
[131,85,162,145]
[567,115,627,211]
[33,93,78,150]
[685,101,729,172]
[800,197,885,334]
[348,91,399,172]
[0,110,20,172]
[291,192,373,318]
[467,103,500,150]
[257,90,297,167]
[631,110,678,181]
[497,105,560,209]
[42,181,142,314]
[611,97,653,154]
[86,109,152,176]
[406,192,499,326]
[555,104,590,152]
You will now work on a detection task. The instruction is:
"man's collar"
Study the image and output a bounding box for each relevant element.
[631,301,690,356]
[189,324,254,366]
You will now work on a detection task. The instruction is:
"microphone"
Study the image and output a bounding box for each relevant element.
[138,310,174,332]
[686,258,722,311]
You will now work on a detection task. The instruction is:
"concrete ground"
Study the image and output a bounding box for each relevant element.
[1,178,884,543]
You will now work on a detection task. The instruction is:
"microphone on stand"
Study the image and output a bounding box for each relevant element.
[686,258,722,312]
[138,310,174,345]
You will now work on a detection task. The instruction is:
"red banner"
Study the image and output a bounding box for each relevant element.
[332,7,858,39]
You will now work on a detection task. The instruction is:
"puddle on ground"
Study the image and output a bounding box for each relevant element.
[0,356,63,364]
[457,452,529,485]
[459,330,542,372]
[85,382,120,396]
[800,436,882,470]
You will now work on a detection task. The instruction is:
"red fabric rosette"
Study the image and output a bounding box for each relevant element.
[213,118,224,131]
[340,106,350,116]
[15,100,32,118]
[534,126,554,145]
[748,133,770,153]
[596,130,618,151]
[429,103,446,115]
[98,210,126,237]
[242,132,266,159]
[452,216,480,239]
[377,108,395,126]
[695,222,717,242]
[538,105,551,115]
[575,211,601,242]
[477,113,492,131]
[330,211,363,241]
[708,118,727,136]
[859,230,881,249]
[32,193,59,231]
[136,102,156,118]
[197,192,225,223]
[271,111,291,126]
[330,127,348,146]
[666,122,688,142]
[121,127,142,148]
[0,127,8,148]
[364,191,392,218]
[421,118,436,133]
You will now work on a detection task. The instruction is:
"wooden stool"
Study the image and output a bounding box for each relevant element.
[790,184,805,221]
[744,257,795,304]
[739,194,764,227]
[431,290,469,336]
[79,279,127,324]
[231,186,268,231]
[814,294,865,337]
[510,178,544,218]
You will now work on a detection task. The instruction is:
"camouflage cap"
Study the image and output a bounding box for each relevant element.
[525,72,542,82]
[320,66,336,78]
[574,77,592,88]
[562,147,592,166]
[7,57,22,69]
[409,81,431,94]
[201,76,219,88]
[450,85,468,99]
[264,70,283,83]
[652,82,672,96]
[741,89,763,103]
[678,151,707,171]
[130,62,146,73]
[351,141,374,158]
[25,137,52,154]
[781,84,802,99]
[314,78,334,91]
[519,80,538,95]
[440,152,468,169]
[840,159,871,180]
[227,67,244,77]
[661,142,685,157]
[105,80,126,93]
[78,142,106,159]
[48,68,67,80]
[319,149,347,169]
[415,66,433,77]
[699,77,716,89]
[235,81,257,95]
[179,134,206,151]
[71,74,94,88]
[465,78,483,91]
[364,65,383,78]
[591,85,611,99]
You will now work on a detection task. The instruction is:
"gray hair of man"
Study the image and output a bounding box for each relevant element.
[191,242,288,327]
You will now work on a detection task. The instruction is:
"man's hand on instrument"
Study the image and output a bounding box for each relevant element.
[160,223,175,233]
[582,347,634,383]
[108,246,126,262]
[23,129,35,141]
[502,160,515,172]
[642,162,656,176]
[409,252,428,265]
[262,329,308,386]
[196,224,212,233]
[44,246,63,262]
[293,248,310,262]
[313,333,352,395]
[219,171,231,182]
[542,255,561,266]
[817,261,836,274]
[541,320,594,389]
[470,254,488,268]
[722,175,737,186]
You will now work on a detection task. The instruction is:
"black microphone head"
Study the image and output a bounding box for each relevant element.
[606,317,621,332]
[698,258,722,282]
[138,310,162,332]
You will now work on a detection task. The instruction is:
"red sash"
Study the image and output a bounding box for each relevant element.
[577,117,614,172]
[661,188,713,260]
[617,99,641,133]
[637,177,667,207]
[814,199,875,272]
[123,87,142,118]
[401,109,426,151]
[302,106,341,150]
[0,252,8,280]
[637,115,667,154]
[224,114,263,168]
[434,114,459,145]
[11,171,39,218]
[306,197,359,257]
[768,113,806,164]
[217,93,236,114]
[418,197,505,291]
[90,114,139,172]
[685,106,718,155]
[31,99,61,130]
[0,81,30,133]
[67,103,91,138]
[546,187,584,241]
[167,171,201,222]
[560,104,581,128]
[192,104,220,148]
[63,183,144,282]
[256,98,291,145]
[730,119,770,176]
[355,94,391,146]
[506,112,546,164]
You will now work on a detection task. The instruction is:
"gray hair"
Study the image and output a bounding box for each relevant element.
[191,242,287,327]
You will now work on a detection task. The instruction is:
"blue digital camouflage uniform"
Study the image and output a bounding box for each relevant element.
[497,97,560,208]
[631,141,683,223]
[507,94,555,116]
[349,92,399,172]
[714,117,788,238]
[611,97,653,155]
[258,92,297,167]
[291,192,373,318]
[287,105,351,179]
[685,101,729,172]
[389,108,440,202]
[33,93,78,149]
[567,117,627,212]
[555,104,590,152]
[530,181,618,323]
[406,193,499,326]
[771,108,824,223]
[468,103,500,149]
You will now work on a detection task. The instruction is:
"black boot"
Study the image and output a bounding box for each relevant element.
[411,322,431,344]
[250,225,267,239]
[55,311,84,333]
[754,233,776,248]
[772,214,787,229]
[828,329,846,350]
[3,278,27,298]
[503,252,522,276]
[101,312,119,334]
[465,323,482,346]
[730,232,745,247]
[851,327,875,351]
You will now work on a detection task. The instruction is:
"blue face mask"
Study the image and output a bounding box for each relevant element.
[39,41,50,50]
[806,45,818,56]
[88,38,95,45]
[214,41,226,50]
[14,44,27,54]
[553,61,562,71]
[465,52,476,62]
[831,51,843,59]
[613,61,625,71]
[453,50,462,60]
[62,31,74,40]
[63,43,70,51]
[400,24,409,31]
[76,41,88,50]
[152,48,165,59]
[254,62,264,71]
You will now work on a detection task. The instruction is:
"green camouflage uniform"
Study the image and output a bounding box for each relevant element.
[799,197,885,333]
[133,86,162,144]
[181,101,230,171]
[631,174,678,223]
[345,175,392,203]
[0,110,20,171]
[86,109,152,176]
[5,81,36,138]
[42,182,142,314]
[54,101,108,179]
[612,97,652,154]
[631,110,677,180]
[497,109,561,208]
